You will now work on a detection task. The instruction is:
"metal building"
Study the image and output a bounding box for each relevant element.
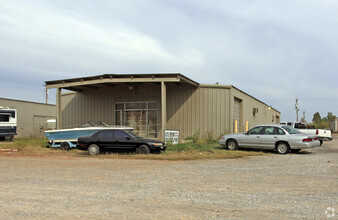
[45,74,280,141]
[330,118,338,133]
[0,98,56,137]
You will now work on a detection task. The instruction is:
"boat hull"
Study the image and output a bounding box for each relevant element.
[45,128,104,148]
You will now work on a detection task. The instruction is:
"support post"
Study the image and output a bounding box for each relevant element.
[45,88,48,104]
[245,121,248,132]
[56,88,62,129]
[161,81,166,141]
[234,120,238,134]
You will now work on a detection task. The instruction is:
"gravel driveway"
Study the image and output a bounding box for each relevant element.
[0,136,337,219]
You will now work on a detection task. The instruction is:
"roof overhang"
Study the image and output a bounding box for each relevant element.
[45,73,199,92]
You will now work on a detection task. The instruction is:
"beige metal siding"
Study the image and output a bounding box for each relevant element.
[61,84,161,129]
[166,84,231,140]
[60,82,281,142]
[0,98,56,137]
[231,87,281,131]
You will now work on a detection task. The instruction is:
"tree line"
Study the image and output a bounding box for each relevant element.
[309,112,336,129]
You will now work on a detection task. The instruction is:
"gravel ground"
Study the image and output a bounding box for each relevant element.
[0,136,337,219]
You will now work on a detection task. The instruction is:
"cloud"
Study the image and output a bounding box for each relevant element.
[0,0,337,120]
[0,0,204,77]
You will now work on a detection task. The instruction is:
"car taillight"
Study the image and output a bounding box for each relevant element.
[302,138,313,142]
[314,137,318,141]
[316,129,319,135]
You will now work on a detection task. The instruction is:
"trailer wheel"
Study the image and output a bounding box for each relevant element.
[60,142,71,151]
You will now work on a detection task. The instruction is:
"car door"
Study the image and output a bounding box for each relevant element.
[239,126,264,148]
[96,130,114,149]
[113,130,136,150]
[260,126,286,149]
[259,126,278,149]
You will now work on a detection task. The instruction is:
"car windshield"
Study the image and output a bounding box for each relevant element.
[78,122,110,128]
[125,130,142,139]
[282,126,301,134]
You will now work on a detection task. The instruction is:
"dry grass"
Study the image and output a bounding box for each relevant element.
[98,150,265,160]
[0,138,266,160]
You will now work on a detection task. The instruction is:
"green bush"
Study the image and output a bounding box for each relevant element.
[185,130,200,143]
[205,130,217,144]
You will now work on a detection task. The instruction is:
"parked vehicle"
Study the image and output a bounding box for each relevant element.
[218,124,320,154]
[76,129,167,155]
[280,122,332,145]
[0,108,17,141]
[44,122,128,150]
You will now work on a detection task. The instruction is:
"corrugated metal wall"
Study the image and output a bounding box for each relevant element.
[61,84,161,128]
[0,98,56,137]
[166,84,231,139]
[60,83,281,141]
[231,87,280,132]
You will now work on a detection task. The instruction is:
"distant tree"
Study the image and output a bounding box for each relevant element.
[327,112,336,123]
[312,112,321,124]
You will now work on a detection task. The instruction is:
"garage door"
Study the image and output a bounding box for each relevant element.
[234,98,241,132]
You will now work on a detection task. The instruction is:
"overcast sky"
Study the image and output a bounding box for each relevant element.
[0,0,337,122]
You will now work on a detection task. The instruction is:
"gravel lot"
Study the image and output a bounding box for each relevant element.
[0,136,337,219]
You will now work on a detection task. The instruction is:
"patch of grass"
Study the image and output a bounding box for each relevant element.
[98,142,265,160]
[0,138,266,160]
[166,142,219,152]
[0,138,78,156]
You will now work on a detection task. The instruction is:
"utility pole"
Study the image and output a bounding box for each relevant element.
[45,87,48,104]
[295,98,299,122]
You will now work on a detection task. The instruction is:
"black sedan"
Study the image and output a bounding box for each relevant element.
[76,129,167,155]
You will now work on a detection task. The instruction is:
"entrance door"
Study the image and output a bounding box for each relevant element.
[125,110,147,137]
[115,102,158,138]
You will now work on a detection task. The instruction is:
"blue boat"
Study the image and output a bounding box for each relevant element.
[44,122,133,150]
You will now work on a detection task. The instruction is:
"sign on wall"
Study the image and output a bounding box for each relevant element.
[164,130,180,145]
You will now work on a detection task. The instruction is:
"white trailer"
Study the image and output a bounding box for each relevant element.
[0,108,17,141]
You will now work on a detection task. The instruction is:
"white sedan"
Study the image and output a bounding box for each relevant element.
[218,124,320,154]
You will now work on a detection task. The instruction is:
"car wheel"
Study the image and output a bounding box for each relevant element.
[88,144,100,155]
[226,139,238,150]
[60,142,70,151]
[138,145,150,155]
[276,142,289,154]
[291,149,301,153]
[319,140,323,146]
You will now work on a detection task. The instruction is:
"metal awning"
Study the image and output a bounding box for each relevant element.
[45,73,199,92]
[45,73,199,134]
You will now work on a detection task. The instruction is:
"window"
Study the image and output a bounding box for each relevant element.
[276,128,286,135]
[96,130,113,138]
[282,126,301,134]
[126,102,146,110]
[0,114,10,122]
[295,123,306,129]
[114,101,158,138]
[114,130,129,139]
[248,126,264,135]
[263,127,274,135]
